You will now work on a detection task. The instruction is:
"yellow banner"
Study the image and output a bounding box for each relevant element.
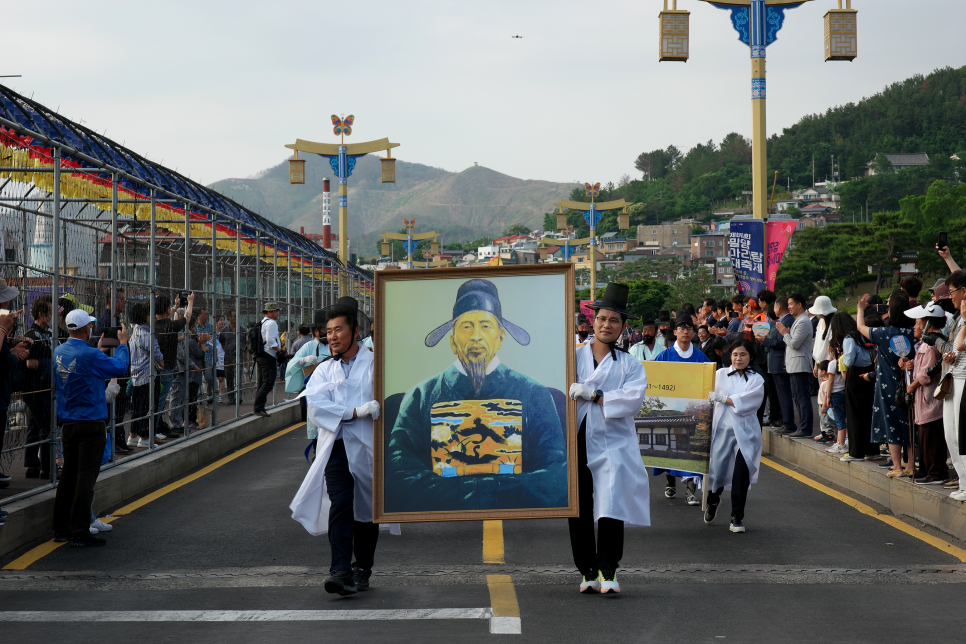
[641,362,716,400]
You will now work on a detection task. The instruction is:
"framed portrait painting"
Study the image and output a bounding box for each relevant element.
[373,264,578,523]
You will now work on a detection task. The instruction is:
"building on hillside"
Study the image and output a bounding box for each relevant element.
[794,186,840,209]
[714,257,735,287]
[636,222,691,249]
[775,199,804,214]
[866,153,930,176]
[599,233,632,256]
[477,244,500,260]
[691,233,728,261]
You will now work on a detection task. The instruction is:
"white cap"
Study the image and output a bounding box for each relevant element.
[65,308,98,330]
[906,301,946,319]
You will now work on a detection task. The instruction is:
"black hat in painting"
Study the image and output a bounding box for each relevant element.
[587,283,636,319]
[425,279,530,348]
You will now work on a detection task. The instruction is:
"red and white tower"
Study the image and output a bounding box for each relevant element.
[321,178,332,250]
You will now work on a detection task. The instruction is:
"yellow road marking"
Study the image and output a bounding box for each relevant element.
[761,456,966,563]
[482,520,505,564]
[486,574,520,617]
[2,423,302,571]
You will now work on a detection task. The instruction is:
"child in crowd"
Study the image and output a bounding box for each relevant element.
[825,354,848,454]
[814,361,835,444]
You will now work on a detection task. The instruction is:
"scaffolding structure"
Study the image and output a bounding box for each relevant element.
[0,84,374,503]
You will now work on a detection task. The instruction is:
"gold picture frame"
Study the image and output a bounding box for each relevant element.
[373,264,578,523]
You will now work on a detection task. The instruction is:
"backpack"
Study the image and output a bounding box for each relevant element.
[247,319,267,356]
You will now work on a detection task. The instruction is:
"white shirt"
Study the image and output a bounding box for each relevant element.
[261,316,280,357]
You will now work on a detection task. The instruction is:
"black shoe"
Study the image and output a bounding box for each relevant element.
[54,532,71,542]
[664,486,676,499]
[70,535,107,547]
[879,459,894,469]
[777,428,797,435]
[25,467,40,479]
[254,410,270,418]
[788,430,811,438]
[352,567,372,591]
[324,571,358,596]
[115,443,133,454]
[729,518,746,533]
[704,502,718,525]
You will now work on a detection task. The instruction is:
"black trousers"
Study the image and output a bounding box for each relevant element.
[708,449,751,522]
[325,438,379,573]
[131,383,151,438]
[919,419,949,479]
[772,373,796,433]
[568,423,623,578]
[764,375,783,426]
[224,357,237,402]
[253,354,277,413]
[53,421,106,537]
[24,392,51,470]
[188,381,200,423]
[789,372,814,435]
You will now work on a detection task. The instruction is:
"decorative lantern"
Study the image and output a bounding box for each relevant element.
[618,211,630,230]
[380,240,391,256]
[556,210,568,230]
[430,238,439,256]
[539,246,548,262]
[659,0,690,62]
[824,1,857,62]
[380,151,396,183]
[288,151,305,184]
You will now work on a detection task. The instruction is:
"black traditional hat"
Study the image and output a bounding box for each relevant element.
[672,311,696,329]
[425,279,530,348]
[640,313,657,329]
[576,314,590,326]
[316,296,372,338]
[587,283,636,319]
[657,309,672,324]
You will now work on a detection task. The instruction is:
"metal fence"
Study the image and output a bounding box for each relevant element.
[0,85,373,503]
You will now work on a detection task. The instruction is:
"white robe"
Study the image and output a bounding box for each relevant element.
[289,344,400,535]
[628,336,665,361]
[708,367,766,491]
[575,339,651,526]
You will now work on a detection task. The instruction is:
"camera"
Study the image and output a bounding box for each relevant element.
[176,290,191,307]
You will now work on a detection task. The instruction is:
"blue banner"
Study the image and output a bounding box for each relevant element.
[729,220,765,296]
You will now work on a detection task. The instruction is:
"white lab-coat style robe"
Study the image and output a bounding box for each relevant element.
[708,367,766,491]
[575,339,651,526]
[289,344,399,535]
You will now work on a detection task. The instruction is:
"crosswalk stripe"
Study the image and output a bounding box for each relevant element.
[0,609,492,622]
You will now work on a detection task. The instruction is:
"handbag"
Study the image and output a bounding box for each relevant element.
[896,388,912,408]
[934,373,953,401]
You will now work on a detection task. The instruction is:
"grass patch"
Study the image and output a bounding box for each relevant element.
[641,455,709,474]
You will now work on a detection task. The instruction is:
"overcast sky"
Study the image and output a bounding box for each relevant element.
[5,1,964,188]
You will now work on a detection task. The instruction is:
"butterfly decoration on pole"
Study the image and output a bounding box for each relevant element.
[404,218,416,232]
[584,182,601,202]
[331,114,354,142]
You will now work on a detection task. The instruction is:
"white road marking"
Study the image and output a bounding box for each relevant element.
[490,616,522,634]
[0,608,493,623]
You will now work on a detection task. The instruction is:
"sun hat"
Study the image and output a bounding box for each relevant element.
[906,301,948,320]
[262,302,281,312]
[808,295,837,316]
[0,278,20,304]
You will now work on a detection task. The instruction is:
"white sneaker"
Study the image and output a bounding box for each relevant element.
[840,455,863,462]
[826,444,846,454]
[950,491,966,502]
[579,575,600,593]
[599,573,620,594]
[89,526,98,534]
[155,433,167,440]
[686,493,700,506]
[137,437,152,448]
[218,396,223,403]
[126,434,138,448]
[91,519,113,532]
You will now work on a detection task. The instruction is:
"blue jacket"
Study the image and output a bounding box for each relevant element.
[762,313,794,375]
[654,343,711,363]
[54,338,129,424]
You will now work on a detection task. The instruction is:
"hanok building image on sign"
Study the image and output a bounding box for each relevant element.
[635,396,712,474]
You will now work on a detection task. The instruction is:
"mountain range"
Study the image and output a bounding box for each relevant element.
[208,154,577,257]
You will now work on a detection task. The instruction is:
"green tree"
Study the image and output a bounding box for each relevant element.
[502,223,531,237]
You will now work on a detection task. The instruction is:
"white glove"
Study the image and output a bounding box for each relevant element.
[569,383,595,401]
[301,355,319,366]
[708,391,728,404]
[105,382,121,401]
[355,400,381,420]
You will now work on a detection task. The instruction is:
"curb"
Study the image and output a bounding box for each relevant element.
[763,428,966,542]
[0,403,300,559]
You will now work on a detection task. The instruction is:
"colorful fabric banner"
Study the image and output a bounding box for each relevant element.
[729,220,766,296]
[579,300,595,320]
[636,362,717,474]
[765,220,796,291]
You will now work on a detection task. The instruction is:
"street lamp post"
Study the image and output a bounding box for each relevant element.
[659,0,858,219]
[380,218,446,269]
[553,186,628,300]
[286,115,400,294]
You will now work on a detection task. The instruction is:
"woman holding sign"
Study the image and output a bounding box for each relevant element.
[705,339,765,533]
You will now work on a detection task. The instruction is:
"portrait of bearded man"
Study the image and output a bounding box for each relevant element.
[384,278,568,513]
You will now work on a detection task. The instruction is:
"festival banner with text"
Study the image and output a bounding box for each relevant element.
[729,220,797,295]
